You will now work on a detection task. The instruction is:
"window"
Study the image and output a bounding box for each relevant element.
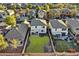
[0,15,2,18]
[62,28,66,31]
[20,41,23,44]
[42,26,45,28]
[55,34,60,37]
[41,30,44,32]
[36,32,38,33]
[62,32,66,36]
[55,29,57,31]
[76,28,79,30]
[32,32,34,34]
[35,26,37,28]
[3,13,5,16]
[31,30,34,31]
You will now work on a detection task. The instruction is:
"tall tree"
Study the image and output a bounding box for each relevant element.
[56,3,64,9]
[4,16,16,27]
[44,4,50,12]
[36,5,41,10]
[27,4,32,9]
[47,3,53,9]
[10,39,20,48]
[70,5,77,17]
[0,34,8,50]
[11,4,16,11]
[0,4,5,10]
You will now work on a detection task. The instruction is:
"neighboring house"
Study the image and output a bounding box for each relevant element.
[38,10,46,19]
[16,16,28,22]
[21,3,27,8]
[50,9,60,18]
[67,19,79,36]
[20,10,27,17]
[0,22,7,34]
[3,3,14,9]
[16,10,28,22]
[20,12,27,18]
[30,18,47,35]
[76,11,79,18]
[0,22,7,29]
[6,10,15,16]
[0,10,7,21]
[29,9,36,18]
[5,23,28,46]
[49,19,68,39]
[61,8,71,17]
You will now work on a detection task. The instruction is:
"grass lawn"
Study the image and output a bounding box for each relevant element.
[55,40,76,52]
[26,35,49,53]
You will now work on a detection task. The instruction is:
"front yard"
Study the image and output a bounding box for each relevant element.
[26,35,49,53]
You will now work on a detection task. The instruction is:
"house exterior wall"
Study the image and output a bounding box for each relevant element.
[70,26,79,35]
[31,26,47,34]
[51,28,68,36]
[68,24,79,35]
[38,10,45,18]
[0,12,7,18]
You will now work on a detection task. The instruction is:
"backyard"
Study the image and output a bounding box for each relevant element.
[26,35,49,53]
[54,39,76,52]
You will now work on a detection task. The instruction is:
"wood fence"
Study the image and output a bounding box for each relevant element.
[0,52,79,56]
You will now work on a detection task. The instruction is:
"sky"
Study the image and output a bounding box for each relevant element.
[0,0,79,3]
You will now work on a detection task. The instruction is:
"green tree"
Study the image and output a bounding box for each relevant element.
[0,34,8,50]
[56,3,64,9]
[11,4,16,11]
[44,4,50,12]
[27,4,32,9]
[5,16,16,26]
[47,3,53,9]
[26,8,30,13]
[26,7,30,16]
[36,5,41,10]
[40,6,44,10]
[16,4,21,9]
[69,5,77,17]
[10,39,20,48]
[0,4,5,10]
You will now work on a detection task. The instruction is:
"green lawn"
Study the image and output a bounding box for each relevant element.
[26,35,49,53]
[55,40,76,52]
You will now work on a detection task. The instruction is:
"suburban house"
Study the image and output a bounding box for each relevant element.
[76,11,79,18]
[38,10,46,19]
[5,23,28,46]
[0,22,7,34]
[0,10,15,22]
[67,19,79,38]
[20,10,27,17]
[16,15,28,22]
[0,10,7,21]
[16,10,28,22]
[61,8,71,18]
[30,18,47,35]
[21,3,27,8]
[3,3,14,9]
[49,19,68,39]
[50,9,60,18]
[6,10,15,16]
[29,9,36,18]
